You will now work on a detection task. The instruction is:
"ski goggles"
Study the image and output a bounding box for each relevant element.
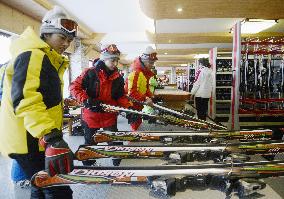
[57,18,78,36]
[101,44,121,55]
[142,52,158,61]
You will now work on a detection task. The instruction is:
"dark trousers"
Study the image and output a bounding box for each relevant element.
[195,97,209,121]
[82,122,118,145]
[10,152,73,199]
[82,122,119,166]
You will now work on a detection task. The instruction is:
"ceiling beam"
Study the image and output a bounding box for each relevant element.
[140,0,284,19]
[147,32,284,44]
[157,48,231,55]
[155,33,232,44]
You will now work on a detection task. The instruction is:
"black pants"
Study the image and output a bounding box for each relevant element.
[195,97,209,121]
[82,122,119,166]
[82,122,118,145]
[10,152,73,199]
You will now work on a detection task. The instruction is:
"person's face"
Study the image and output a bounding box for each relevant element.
[44,33,73,54]
[105,58,119,70]
[144,60,155,70]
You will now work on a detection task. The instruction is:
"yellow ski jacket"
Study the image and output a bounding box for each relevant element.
[0,27,69,155]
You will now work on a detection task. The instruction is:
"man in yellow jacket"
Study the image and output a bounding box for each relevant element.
[126,46,158,130]
[0,6,77,198]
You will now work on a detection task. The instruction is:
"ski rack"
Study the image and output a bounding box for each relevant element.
[31,160,284,197]
[239,37,284,124]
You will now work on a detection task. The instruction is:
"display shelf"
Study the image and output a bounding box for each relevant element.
[240,121,284,127]
[239,37,284,127]
[215,100,231,103]
[215,56,232,59]
[239,113,284,117]
[210,48,233,121]
[188,67,195,92]
[216,113,230,117]
[216,72,232,75]
[216,86,232,88]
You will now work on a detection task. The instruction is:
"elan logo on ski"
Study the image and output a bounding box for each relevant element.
[70,169,135,178]
[102,146,154,152]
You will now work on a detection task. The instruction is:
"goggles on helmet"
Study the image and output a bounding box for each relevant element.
[101,44,121,55]
[142,52,158,61]
[42,18,78,37]
[58,18,78,36]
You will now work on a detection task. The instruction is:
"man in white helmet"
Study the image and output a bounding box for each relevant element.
[0,6,77,198]
[126,46,158,130]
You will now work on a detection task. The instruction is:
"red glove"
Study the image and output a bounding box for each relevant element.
[40,129,74,176]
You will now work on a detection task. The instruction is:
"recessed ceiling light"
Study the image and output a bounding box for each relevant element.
[177,8,183,12]
[164,52,168,55]
[168,40,171,43]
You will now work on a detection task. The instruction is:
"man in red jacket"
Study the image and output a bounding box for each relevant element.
[70,44,132,165]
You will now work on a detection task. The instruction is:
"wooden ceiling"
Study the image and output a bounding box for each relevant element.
[139,0,284,66]
[148,32,284,44]
[139,0,284,19]
[1,0,284,67]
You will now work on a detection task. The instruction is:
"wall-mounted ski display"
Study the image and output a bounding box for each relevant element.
[240,38,284,117]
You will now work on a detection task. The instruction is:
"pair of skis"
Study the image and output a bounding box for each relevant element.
[100,103,226,130]
[75,140,284,164]
[127,97,227,130]
[74,97,226,130]
[31,160,284,197]
[92,129,273,145]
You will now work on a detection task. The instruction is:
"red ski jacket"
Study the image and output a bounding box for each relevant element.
[70,60,132,128]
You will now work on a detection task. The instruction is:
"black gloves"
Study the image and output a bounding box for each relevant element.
[153,97,163,104]
[126,107,140,124]
[126,113,140,124]
[39,129,74,176]
[83,98,103,112]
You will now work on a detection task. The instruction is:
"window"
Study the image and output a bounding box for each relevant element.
[0,33,12,65]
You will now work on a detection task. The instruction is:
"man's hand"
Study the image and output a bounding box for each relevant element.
[126,107,140,124]
[126,113,140,124]
[39,129,74,176]
[83,98,103,112]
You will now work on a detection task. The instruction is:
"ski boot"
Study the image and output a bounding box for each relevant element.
[111,141,124,166]
[150,177,186,196]
[82,160,98,166]
[237,178,266,198]
[222,153,250,163]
